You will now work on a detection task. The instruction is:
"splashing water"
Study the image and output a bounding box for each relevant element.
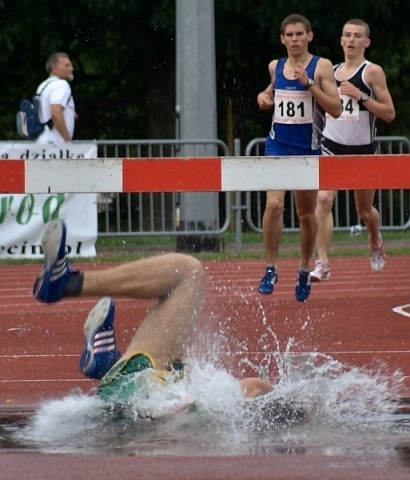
[8,336,407,457]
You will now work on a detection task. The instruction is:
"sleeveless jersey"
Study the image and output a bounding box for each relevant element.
[269,55,325,153]
[322,61,376,154]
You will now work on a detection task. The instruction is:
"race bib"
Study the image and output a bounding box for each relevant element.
[326,90,360,121]
[339,93,360,121]
[274,89,313,124]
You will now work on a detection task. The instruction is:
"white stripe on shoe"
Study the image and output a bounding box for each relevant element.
[94,330,115,342]
[94,331,116,353]
[94,344,116,354]
[50,258,67,282]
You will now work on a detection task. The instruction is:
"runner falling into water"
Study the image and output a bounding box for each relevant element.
[33,220,277,406]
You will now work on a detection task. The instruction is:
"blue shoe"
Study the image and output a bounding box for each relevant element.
[258,267,278,295]
[33,220,79,303]
[295,270,311,302]
[79,297,122,380]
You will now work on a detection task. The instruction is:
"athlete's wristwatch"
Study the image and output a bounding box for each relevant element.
[306,78,315,89]
[358,92,369,104]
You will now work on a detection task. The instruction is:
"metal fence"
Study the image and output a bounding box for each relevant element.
[95,137,410,250]
[96,139,231,237]
[243,136,410,234]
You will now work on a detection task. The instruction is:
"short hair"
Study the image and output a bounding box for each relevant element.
[280,14,312,35]
[343,19,370,38]
[45,52,70,73]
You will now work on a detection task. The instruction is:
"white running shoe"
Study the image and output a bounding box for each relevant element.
[370,238,386,272]
[310,260,331,282]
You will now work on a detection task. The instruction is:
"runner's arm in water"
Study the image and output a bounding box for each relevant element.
[240,377,275,398]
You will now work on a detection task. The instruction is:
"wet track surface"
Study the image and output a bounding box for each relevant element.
[0,256,410,479]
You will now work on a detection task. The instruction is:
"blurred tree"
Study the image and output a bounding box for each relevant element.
[0,0,408,144]
[0,0,175,140]
[214,0,410,144]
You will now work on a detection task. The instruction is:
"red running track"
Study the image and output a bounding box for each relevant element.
[1,255,410,479]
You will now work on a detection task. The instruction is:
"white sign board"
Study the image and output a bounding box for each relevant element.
[0,143,98,259]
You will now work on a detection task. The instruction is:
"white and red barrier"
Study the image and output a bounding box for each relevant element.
[0,155,409,193]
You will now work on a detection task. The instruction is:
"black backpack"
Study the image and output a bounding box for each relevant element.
[16,79,55,140]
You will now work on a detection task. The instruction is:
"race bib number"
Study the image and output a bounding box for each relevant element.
[333,90,360,121]
[274,89,313,124]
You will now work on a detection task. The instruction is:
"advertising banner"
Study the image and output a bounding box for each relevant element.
[0,142,98,259]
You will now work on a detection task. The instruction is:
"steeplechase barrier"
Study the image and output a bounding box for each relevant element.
[1,154,409,193]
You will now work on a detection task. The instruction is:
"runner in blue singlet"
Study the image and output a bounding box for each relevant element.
[256,13,342,302]
[267,55,324,155]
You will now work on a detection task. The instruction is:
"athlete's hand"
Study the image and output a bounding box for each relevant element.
[257,91,274,109]
[339,80,361,101]
[294,63,309,87]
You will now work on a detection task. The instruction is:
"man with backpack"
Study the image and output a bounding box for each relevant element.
[35,52,76,143]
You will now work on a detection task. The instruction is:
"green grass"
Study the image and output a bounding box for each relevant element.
[94,229,410,262]
[1,229,409,265]
[96,229,410,247]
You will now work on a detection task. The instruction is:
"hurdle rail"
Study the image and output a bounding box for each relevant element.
[1,154,409,193]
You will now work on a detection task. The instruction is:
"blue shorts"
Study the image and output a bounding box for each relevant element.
[265,136,322,156]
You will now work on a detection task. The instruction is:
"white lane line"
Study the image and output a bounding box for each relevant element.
[1,350,409,359]
[0,354,77,358]
[0,378,90,383]
[393,304,410,318]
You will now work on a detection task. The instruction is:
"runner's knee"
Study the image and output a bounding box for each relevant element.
[316,191,335,213]
[265,197,284,216]
[178,255,205,286]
